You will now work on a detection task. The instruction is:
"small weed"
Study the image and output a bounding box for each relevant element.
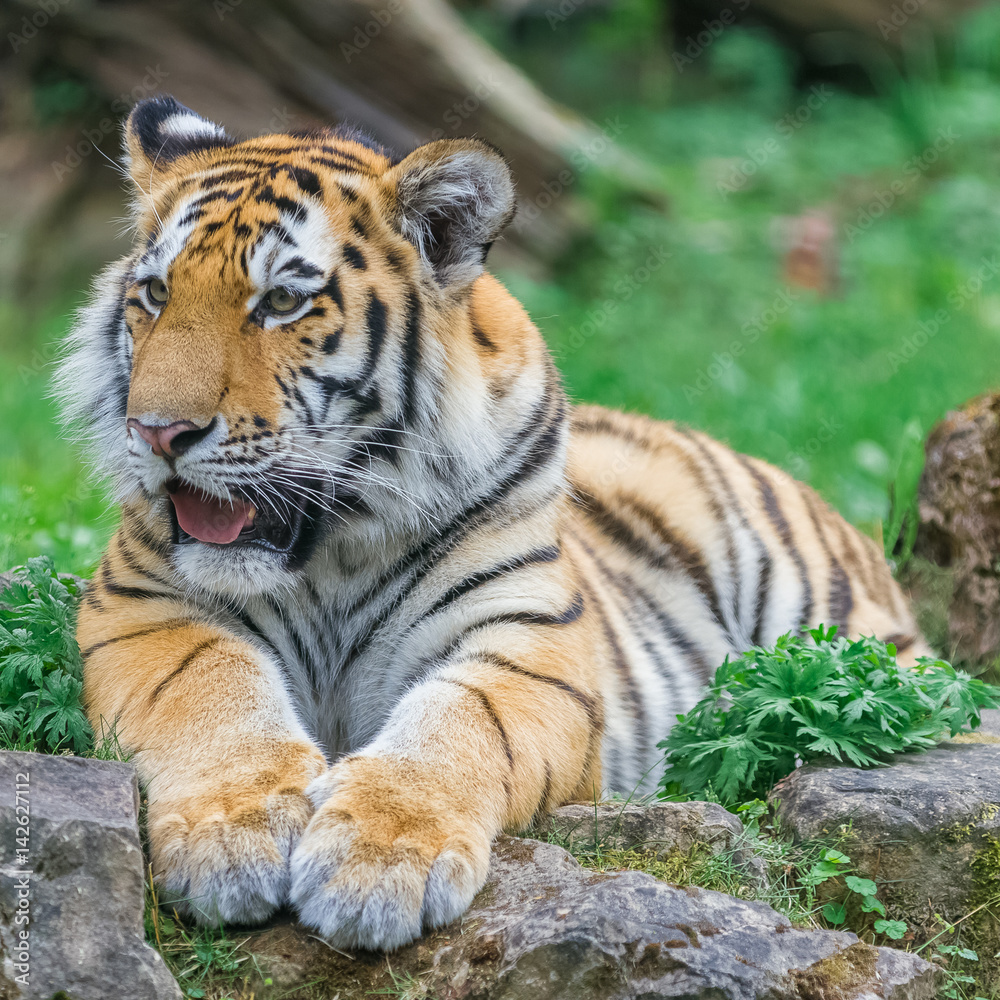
[0,556,91,754]
[145,870,258,1000]
[367,963,435,999]
[658,626,1000,806]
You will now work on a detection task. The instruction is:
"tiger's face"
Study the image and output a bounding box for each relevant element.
[59,97,526,598]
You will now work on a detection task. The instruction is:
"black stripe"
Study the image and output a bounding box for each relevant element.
[229,607,283,661]
[282,166,322,198]
[83,589,107,614]
[478,651,599,726]
[579,489,727,635]
[105,288,129,419]
[342,244,366,269]
[285,620,318,687]
[752,556,773,646]
[422,546,561,621]
[798,483,854,631]
[116,537,175,591]
[358,422,405,466]
[400,292,422,425]
[100,562,170,602]
[290,379,318,427]
[885,633,915,654]
[633,581,713,684]
[277,256,323,280]
[121,511,173,559]
[660,434,744,628]
[311,155,365,172]
[486,592,584,629]
[82,619,187,661]
[739,457,813,634]
[320,143,369,165]
[188,187,243,211]
[679,430,771,641]
[199,168,254,187]
[471,324,498,354]
[574,536,688,706]
[439,678,513,806]
[273,195,307,222]
[577,575,649,788]
[394,594,584,695]
[358,292,388,383]
[150,638,221,705]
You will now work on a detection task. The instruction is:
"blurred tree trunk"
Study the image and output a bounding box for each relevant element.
[0,0,663,303]
[911,393,1000,669]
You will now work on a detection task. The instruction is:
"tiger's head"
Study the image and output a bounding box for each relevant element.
[58,97,565,599]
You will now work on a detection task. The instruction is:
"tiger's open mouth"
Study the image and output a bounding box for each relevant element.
[165,478,313,553]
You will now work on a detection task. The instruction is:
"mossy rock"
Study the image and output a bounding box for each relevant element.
[776,744,1000,918]
[775,742,1000,991]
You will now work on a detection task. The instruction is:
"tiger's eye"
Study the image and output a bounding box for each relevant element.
[266,287,301,314]
[147,278,169,305]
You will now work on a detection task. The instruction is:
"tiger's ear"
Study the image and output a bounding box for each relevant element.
[386,138,516,288]
[123,96,232,184]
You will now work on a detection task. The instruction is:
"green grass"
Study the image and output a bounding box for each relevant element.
[0,302,113,575]
[144,884,257,1000]
[546,802,850,929]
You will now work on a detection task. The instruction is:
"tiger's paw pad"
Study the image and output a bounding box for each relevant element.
[289,804,490,951]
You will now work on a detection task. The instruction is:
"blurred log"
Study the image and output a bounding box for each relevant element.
[0,0,664,302]
[912,393,1000,668]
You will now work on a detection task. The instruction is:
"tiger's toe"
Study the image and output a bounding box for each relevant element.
[289,803,489,951]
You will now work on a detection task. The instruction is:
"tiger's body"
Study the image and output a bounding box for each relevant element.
[59,97,925,950]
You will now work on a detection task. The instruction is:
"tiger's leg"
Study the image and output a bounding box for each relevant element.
[289,632,601,950]
[79,553,327,923]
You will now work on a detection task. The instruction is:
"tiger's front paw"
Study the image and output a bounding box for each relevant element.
[149,743,327,925]
[289,758,493,951]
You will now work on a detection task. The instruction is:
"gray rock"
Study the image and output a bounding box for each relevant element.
[532,800,742,858]
[965,707,1000,740]
[0,751,180,1000]
[774,742,1000,917]
[533,800,769,888]
[246,835,940,999]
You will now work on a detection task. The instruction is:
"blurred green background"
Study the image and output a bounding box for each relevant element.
[3,0,1000,576]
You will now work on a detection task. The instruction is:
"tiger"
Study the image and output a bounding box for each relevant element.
[56,96,928,951]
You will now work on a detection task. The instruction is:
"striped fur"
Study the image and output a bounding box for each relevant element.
[57,98,926,950]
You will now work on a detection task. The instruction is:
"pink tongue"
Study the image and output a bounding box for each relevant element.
[168,483,251,544]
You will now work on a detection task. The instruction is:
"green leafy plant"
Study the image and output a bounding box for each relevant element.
[934,944,983,1000]
[791,844,906,938]
[0,556,91,753]
[658,626,1000,807]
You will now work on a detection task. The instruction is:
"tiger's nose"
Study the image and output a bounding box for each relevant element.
[127,417,216,458]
